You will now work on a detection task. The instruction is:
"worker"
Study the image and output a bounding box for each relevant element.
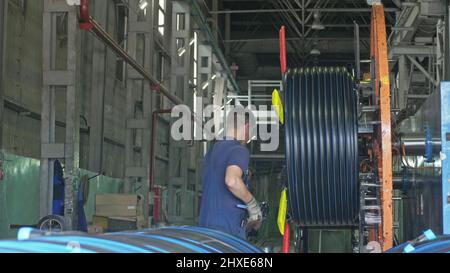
[199,105,262,240]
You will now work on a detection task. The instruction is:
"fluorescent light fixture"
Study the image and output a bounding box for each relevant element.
[178,48,186,57]
[247,136,257,144]
[202,82,209,90]
[310,48,321,55]
[311,11,325,30]
[190,38,195,46]
[139,0,148,10]
[211,75,217,80]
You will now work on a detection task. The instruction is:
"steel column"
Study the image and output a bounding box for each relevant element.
[398,56,409,109]
[370,4,393,251]
[225,11,231,60]
[354,22,361,81]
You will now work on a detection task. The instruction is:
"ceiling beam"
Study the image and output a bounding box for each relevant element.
[231,22,372,28]
[209,8,399,14]
[224,37,370,43]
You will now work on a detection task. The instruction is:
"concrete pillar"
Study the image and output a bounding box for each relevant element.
[41,1,80,229]
[168,0,192,224]
[124,0,155,227]
[88,0,108,173]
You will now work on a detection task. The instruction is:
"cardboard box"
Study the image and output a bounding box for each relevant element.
[87,225,104,235]
[96,204,138,217]
[92,215,137,232]
[95,194,139,217]
[96,194,138,205]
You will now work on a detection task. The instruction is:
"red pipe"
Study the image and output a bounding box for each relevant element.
[279,26,287,75]
[149,109,172,224]
[79,0,92,30]
[153,186,161,223]
[282,222,290,253]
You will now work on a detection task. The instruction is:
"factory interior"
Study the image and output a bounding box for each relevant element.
[0,0,449,254]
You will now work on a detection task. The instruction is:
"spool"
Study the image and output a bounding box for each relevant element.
[284,67,359,226]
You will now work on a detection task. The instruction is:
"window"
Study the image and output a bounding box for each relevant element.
[192,32,198,86]
[176,13,186,31]
[157,53,165,82]
[201,57,209,68]
[158,0,166,35]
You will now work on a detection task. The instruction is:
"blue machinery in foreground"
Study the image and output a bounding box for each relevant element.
[0,226,263,253]
[384,82,450,252]
[441,82,450,235]
[386,229,450,253]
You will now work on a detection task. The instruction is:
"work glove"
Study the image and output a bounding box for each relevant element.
[246,197,263,231]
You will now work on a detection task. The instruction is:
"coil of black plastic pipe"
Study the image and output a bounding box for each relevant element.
[284,67,359,227]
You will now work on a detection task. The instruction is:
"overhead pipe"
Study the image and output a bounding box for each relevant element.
[86,19,183,106]
[77,1,213,140]
[79,0,92,30]
[77,2,193,109]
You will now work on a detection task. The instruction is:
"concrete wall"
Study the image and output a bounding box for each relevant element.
[3,1,43,158]
[1,0,171,180]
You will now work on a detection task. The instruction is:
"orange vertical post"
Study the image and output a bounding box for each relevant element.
[370,4,393,251]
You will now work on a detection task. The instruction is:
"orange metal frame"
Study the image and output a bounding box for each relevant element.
[370,4,393,251]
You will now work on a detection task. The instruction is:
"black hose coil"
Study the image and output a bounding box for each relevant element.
[284,67,359,227]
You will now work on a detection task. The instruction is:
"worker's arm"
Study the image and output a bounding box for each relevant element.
[225,165,263,230]
[225,165,254,203]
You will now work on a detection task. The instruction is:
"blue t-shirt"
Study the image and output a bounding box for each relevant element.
[199,139,250,239]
